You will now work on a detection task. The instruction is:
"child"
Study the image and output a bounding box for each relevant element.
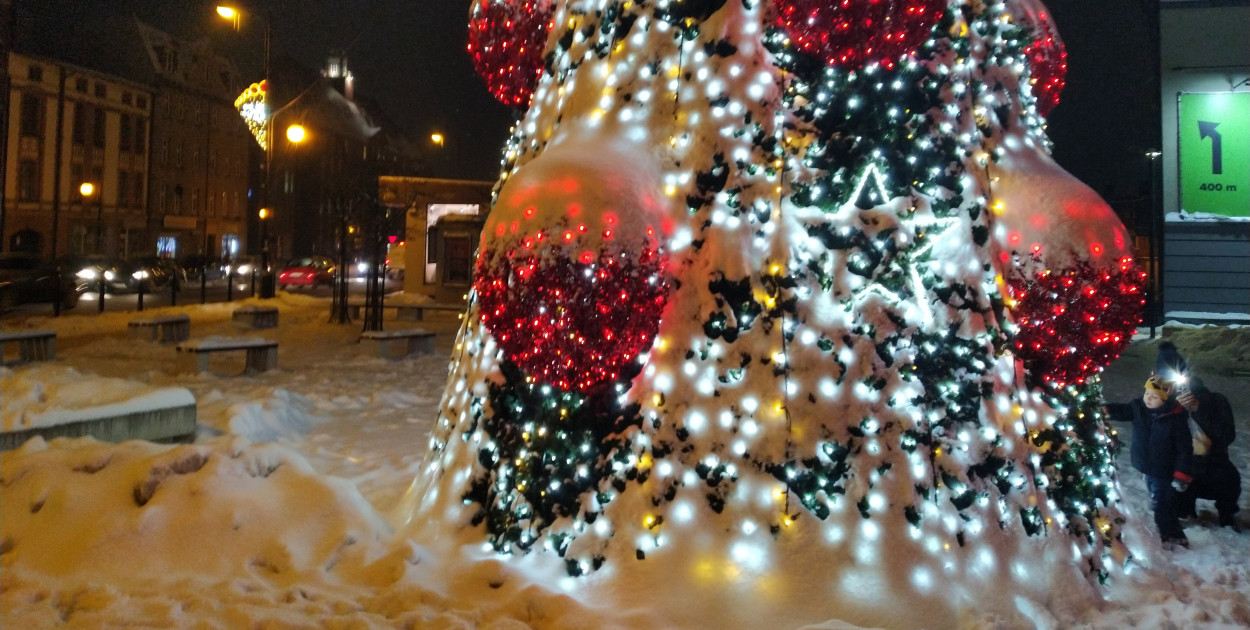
[1107,375,1194,547]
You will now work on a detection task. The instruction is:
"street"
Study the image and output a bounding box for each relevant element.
[0,275,402,320]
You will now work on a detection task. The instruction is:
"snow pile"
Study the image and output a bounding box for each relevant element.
[1,364,193,432]
[0,301,1246,628]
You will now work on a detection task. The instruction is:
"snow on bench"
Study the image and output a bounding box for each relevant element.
[359,328,435,359]
[128,314,191,343]
[176,336,278,374]
[345,300,462,321]
[1,366,196,450]
[232,305,279,329]
[0,329,56,364]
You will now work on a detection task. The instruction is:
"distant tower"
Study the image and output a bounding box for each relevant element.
[323,52,353,101]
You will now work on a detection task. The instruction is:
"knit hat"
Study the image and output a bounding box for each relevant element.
[1144,375,1171,401]
[1156,342,1189,384]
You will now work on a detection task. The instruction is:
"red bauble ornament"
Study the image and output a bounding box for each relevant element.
[467,0,554,108]
[772,0,947,70]
[1011,1,1067,116]
[1006,257,1145,387]
[476,245,670,393]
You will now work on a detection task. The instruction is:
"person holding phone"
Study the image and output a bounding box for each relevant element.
[1157,343,1242,532]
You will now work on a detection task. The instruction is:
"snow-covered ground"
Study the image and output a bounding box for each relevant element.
[2,296,1247,628]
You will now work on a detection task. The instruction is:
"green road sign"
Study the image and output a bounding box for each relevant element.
[1179,92,1250,218]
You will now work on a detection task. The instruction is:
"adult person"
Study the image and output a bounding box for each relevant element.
[1157,343,1242,531]
[1106,375,1194,548]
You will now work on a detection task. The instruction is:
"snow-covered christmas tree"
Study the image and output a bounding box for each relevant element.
[406,0,1145,627]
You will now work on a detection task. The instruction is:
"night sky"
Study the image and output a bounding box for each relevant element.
[19,0,1157,198]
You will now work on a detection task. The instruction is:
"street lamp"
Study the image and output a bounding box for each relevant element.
[217,3,276,297]
[80,182,102,255]
[80,181,106,312]
[286,123,306,144]
[430,132,444,146]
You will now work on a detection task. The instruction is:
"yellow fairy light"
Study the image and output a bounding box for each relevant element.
[643,515,657,528]
[769,263,781,274]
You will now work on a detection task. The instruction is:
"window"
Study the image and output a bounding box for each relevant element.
[19,93,42,137]
[171,186,182,213]
[27,64,43,82]
[158,138,168,164]
[156,186,166,212]
[94,83,106,98]
[443,235,474,284]
[118,171,130,206]
[72,104,88,144]
[71,164,84,197]
[134,120,146,155]
[122,92,132,106]
[209,149,218,173]
[75,78,88,93]
[136,95,147,109]
[93,108,106,148]
[18,160,39,201]
[119,115,133,152]
[133,173,144,207]
[172,142,182,168]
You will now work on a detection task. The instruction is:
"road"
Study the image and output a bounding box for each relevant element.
[0,275,402,320]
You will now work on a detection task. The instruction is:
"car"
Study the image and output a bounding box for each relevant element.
[57,254,123,292]
[121,256,186,292]
[278,256,336,289]
[0,253,81,311]
[223,255,262,278]
[179,254,227,282]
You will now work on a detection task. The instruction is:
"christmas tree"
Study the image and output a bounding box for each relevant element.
[406,0,1145,627]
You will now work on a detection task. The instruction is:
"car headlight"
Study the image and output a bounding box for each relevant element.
[237,264,252,274]
[132,270,149,280]
[104,270,116,281]
[77,268,98,280]
[356,261,368,273]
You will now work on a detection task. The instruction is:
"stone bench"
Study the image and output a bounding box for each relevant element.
[128,314,191,343]
[232,305,279,329]
[346,300,462,321]
[0,329,56,364]
[176,337,278,374]
[0,401,197,451]
[359,328,436,359]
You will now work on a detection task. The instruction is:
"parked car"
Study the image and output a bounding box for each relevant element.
[179,254,227,282]
[57,254,123,292]
[0,253,81,311]
[224,255,262,278]
[121,256,186,292]
[278,256,336,289]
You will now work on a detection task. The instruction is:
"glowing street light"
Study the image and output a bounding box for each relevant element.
[216,6,236,19]
[431,132,444,146]
[286,124,306,143]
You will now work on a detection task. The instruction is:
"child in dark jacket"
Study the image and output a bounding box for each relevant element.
[1107,375,1194,547]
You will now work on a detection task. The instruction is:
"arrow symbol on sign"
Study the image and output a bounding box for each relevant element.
[1198,120,1223,175]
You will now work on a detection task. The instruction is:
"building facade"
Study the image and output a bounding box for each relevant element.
[2,52,152,258]
[133,21,252,262]
[1158,1,1250,321]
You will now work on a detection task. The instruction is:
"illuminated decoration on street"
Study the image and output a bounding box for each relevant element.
[234,80,269,150]
[407,1,1148,625]
[773,0,947,70]
[467,0,555,109]
[1012,0,1068,116]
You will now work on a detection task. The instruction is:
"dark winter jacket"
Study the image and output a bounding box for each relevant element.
[1185,379,1236,467]
[1107,399,1194,482]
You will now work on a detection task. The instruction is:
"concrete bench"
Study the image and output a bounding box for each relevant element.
[232,305,279,329]
[0,329,56,364]
[346,300,462,321]
[359,328,435,359]
[176,337,278,374]
[128,314,191,343]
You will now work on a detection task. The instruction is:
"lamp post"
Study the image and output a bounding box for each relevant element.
[80,182,105,312]
[1146,149,1162,339]
[218,4,276,297]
